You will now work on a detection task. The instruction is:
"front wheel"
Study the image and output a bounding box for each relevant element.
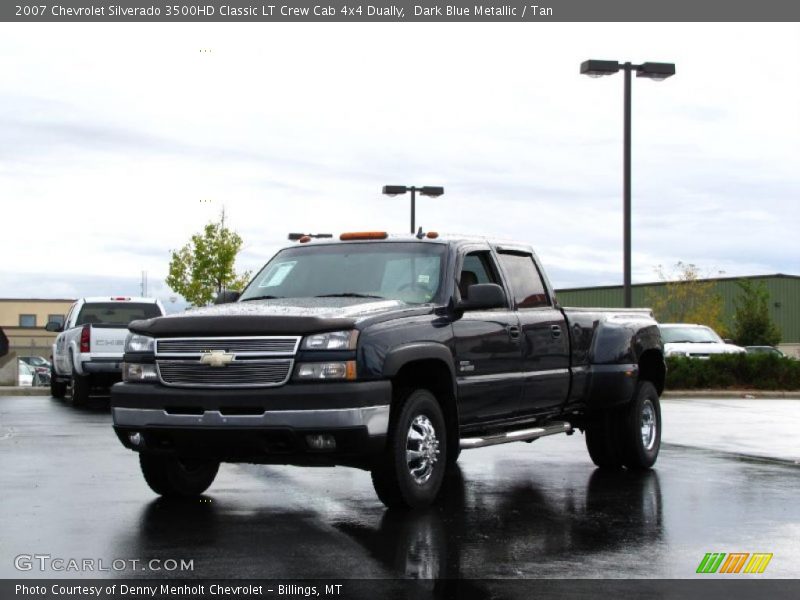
[139,454,219,498]
[371,389,448,509]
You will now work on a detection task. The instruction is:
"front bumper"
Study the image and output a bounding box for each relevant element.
[111,380,391,467]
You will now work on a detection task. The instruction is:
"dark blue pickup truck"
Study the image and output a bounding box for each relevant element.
[111,232,665,508]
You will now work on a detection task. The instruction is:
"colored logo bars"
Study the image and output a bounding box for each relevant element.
[696,552,773,574]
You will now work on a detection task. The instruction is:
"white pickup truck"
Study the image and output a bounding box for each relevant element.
[47,297,165,404]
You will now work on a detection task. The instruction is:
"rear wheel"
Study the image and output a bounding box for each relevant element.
[585,408,623,469]
[619,381,661,470]
[50,371,67,399]
[371,389,448,509]
[139,454,220,498]
[70,373,90,406]
[584,380,661,470]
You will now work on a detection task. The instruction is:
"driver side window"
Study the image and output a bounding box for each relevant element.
[459,251,500,300]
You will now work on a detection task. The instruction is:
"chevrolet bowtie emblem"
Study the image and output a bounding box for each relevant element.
[200,350,235,367]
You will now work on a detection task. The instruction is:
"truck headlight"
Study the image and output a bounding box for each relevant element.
[301,331,358,350]
[125,333,155,353]
[666,350,687,357]
[122,363,158,382]
[294,361,356,381]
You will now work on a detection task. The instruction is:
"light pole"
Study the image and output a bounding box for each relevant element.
[382,185,444,234]
[580,60,675,307]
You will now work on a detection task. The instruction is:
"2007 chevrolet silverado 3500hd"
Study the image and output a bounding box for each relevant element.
[111,233,665,508]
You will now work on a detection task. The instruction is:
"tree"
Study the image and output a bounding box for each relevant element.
[646,262,727,334]
[166,210,251,307]
[731,280,781,346]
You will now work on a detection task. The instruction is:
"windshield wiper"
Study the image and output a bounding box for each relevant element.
[240,295,283,301]
[315,293,386,299]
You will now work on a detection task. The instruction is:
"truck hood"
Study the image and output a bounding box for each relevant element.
[128,297,427,337]
[664,341,746,356]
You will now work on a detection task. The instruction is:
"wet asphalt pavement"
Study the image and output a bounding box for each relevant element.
[0,395,798,580]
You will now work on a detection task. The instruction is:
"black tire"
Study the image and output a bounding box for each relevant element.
[50,366,67,399]
[70,373,91,406]
[139,454,220,498]
[371,389,448,509]
[585,408,623,469]
[619,381,661,470]
[585,380,661,471]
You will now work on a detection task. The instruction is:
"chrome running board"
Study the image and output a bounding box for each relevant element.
[460,421,572,450]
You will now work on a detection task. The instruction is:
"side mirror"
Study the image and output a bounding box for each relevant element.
[457,283,507,311]
[723,338,734,344]
[214,290,241,305]
[45,321,63,333]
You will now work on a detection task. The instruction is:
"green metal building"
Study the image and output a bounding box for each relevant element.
[555,274,800,351]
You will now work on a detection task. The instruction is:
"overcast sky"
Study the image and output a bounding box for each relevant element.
[1,23,798,308]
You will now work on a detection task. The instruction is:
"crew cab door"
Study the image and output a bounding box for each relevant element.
[452,247,523,425]
[495,248,570,415]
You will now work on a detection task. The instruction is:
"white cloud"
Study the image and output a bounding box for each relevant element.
[0,22,798,302]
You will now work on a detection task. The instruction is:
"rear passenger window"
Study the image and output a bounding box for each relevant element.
[497,252,550,308]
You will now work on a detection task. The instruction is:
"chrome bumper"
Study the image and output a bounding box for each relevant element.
[111,405,391,437]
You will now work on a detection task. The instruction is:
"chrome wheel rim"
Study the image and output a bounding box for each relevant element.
[641,399,657,451]
[406,415,440,485]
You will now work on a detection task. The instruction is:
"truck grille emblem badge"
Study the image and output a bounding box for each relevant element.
[200,350,235,367]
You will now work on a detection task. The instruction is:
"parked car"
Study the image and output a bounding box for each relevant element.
[112,232,665,508]
[20,355,51,369]
[745,346,786,357]
[47,297,165,404]
[19,356,51,385]
[18,361,34,386]
[659,323,746,359]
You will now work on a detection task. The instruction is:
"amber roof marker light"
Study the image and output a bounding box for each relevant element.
[382,185,444,234]
[339,231,389,241]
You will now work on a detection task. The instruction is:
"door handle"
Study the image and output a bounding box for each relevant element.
[507,325,521,339]
[550,325,562,338]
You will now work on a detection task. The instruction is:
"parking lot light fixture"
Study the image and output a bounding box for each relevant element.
[580,58,676,307]
[579,60,621,78]
[382,185,445,233]
[637,62,677,81]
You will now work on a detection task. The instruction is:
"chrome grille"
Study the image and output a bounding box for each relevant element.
[157,359,293,388]
[155,336,300,356]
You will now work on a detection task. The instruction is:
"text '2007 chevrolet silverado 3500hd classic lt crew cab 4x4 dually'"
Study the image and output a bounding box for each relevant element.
[111,232,665,508]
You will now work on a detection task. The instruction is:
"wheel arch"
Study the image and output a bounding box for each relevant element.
[383,348,459,463]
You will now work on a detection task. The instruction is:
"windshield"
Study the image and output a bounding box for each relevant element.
[75,303,162,327]
[240,242,447,305]
[660,326,722,344]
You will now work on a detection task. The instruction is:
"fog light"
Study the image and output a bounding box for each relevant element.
[128,431,143,447]
[306,434,336,451]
